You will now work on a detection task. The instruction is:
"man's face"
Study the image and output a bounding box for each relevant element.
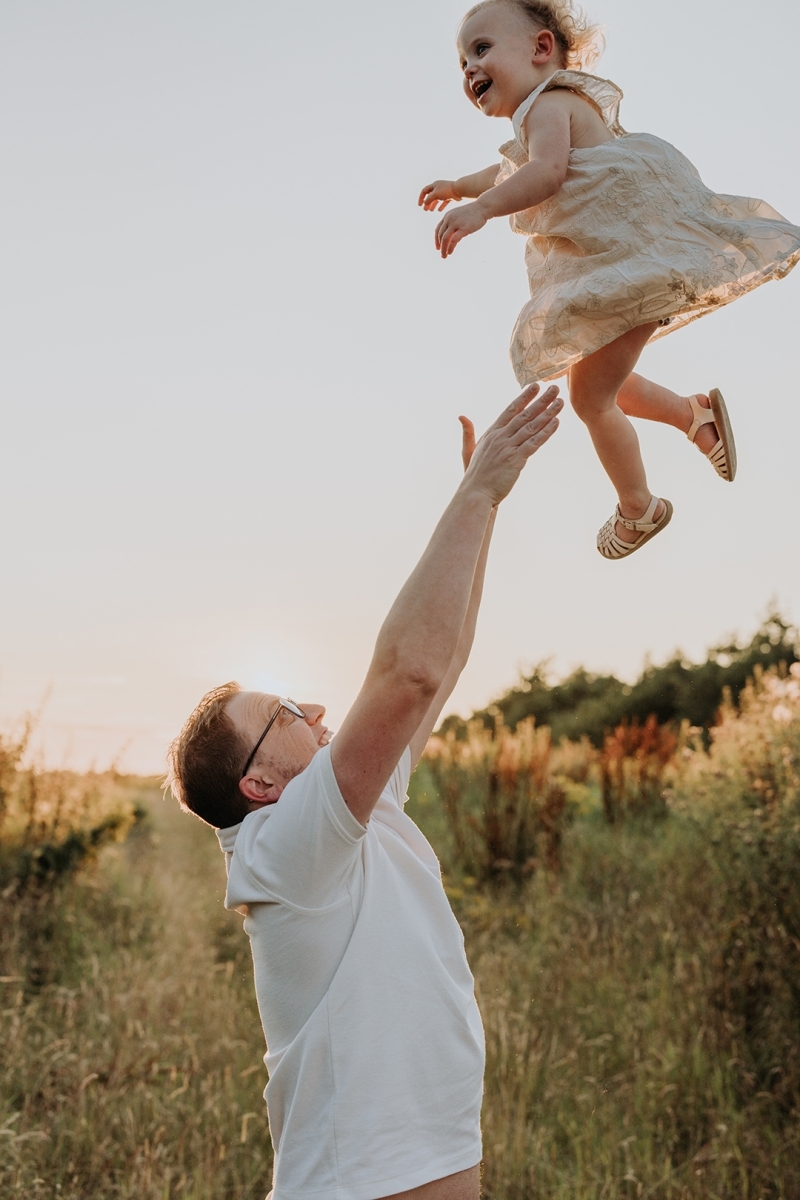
[227,691,331,807]
[458,3,547,120]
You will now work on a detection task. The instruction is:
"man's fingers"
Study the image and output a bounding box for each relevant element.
[464,384,560,475]
[459,415,476,472]
[504,383,543,421]
[494,382,547,429]
[511,395,564,444]
[519,414,561,455]
[522,390,563,427]
[506,386,561,435]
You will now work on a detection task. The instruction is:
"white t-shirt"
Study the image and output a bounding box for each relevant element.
[217,744,484,1200]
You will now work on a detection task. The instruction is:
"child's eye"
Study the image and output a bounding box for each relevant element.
[476,42,490,55]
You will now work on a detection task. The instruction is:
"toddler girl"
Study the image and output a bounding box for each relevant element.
[419,0,800,558]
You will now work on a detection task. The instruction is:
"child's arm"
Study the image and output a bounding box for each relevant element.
[418,164,501,212]
[435,94,571,258]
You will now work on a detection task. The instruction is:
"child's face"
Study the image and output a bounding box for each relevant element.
[457,3,555,119]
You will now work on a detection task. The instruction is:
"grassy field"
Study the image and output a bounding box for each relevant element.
[2,670,800,1198]
[1,789,273,1199]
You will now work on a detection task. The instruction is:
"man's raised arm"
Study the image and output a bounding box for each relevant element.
[331,384,562,825]
[407,415,495,769]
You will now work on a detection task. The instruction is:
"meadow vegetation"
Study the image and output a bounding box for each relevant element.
[1,735,271,1198]
[411,663,800,1197]
[2,634,799,1198]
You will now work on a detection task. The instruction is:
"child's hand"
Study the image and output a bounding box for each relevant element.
[435,202,487,258]
[418,180,462,212]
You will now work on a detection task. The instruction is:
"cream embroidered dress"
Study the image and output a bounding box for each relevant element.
[499,70,800,385]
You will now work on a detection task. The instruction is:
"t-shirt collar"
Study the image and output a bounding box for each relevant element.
[216,821,244,854]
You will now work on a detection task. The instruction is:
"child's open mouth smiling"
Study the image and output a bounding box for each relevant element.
[472,79,492,101]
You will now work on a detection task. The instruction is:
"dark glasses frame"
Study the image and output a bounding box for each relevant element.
[240,698,306,779]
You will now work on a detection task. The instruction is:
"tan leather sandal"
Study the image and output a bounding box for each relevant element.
[597,495,673,560]
[687,390,737,481]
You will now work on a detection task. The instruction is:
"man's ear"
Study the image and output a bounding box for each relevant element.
[239,774,282,807]
[532,29,556,63]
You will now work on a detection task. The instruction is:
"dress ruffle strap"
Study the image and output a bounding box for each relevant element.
[501,69,627,162]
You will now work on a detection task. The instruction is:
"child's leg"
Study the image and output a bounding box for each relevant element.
[617,373,720,455]
[569,324,664,543]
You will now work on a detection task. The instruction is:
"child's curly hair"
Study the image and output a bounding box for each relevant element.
[464,0,604,72]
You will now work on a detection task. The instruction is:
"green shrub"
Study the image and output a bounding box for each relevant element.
[441,613,798,745]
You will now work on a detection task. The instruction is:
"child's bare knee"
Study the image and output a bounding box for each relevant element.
[569,374,619,421]
[569,385,596,421]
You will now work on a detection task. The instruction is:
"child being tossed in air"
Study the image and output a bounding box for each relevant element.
[419,0,800,559]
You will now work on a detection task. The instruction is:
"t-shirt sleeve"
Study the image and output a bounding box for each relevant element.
[225,745,366,911]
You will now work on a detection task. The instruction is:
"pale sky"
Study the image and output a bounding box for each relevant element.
[2,0,799,773]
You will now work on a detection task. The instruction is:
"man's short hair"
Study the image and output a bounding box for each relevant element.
[166,681,250,829]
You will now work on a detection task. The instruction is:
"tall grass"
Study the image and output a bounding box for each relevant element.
[423,720,575,882]
[2,667,799,1197]
[410,664,800,1197]
[1,791,273,1199]
[599,714,677,824]
[0,722,140,892]
[459,815,799,1198]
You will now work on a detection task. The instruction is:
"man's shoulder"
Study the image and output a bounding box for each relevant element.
[224,744,333,841]
[242,745,365,860]
[223,743,370,910]
[278,743,345,817]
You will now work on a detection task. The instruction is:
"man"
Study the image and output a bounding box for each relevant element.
[167,383,562,1200]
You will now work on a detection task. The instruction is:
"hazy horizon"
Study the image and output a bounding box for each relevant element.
[2,0,799,773]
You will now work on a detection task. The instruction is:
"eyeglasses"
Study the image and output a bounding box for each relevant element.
[240,698,307,779]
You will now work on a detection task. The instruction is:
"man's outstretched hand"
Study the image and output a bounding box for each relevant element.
[458,383,562,507]
[331,382,560,825]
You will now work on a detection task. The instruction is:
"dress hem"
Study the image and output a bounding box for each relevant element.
[512,243,800,386]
